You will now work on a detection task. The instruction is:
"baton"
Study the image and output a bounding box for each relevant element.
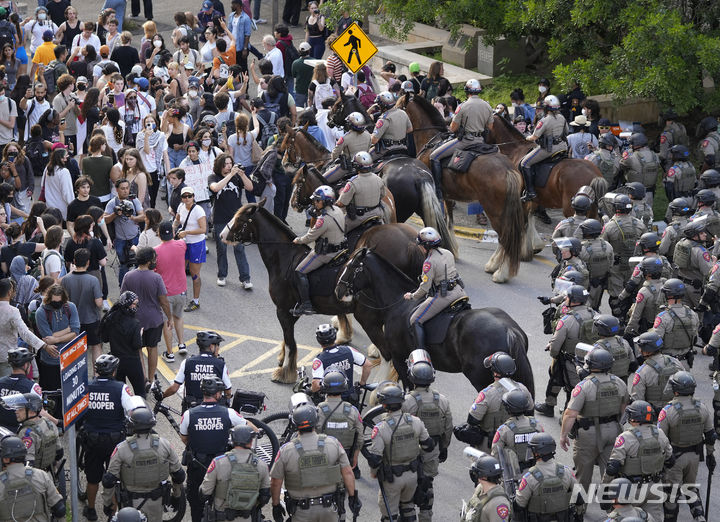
[706,465,713,517]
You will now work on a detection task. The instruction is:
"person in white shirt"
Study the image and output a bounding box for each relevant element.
[24,6,58,55]
[42,148,74,221]
[262,34,284,78]
[71,22,102,55]
[19,82,50,142]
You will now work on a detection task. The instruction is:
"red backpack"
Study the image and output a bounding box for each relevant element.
[356,83,375,109]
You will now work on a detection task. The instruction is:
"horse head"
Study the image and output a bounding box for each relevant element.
[290,164,315,212]
[226,198,269,243]
[279,126,298,165]
[335,247,371,302]
[487,113,526,144]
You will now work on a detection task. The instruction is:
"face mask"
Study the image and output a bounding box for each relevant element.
[188,89,198,98]
[538,86,547,94]
[511,102,518,108]
[582,108,588,117]
[37,13,47,20]
[202,139,212,147]
[49,300,63,309]
[0,95,6,102]
[99,218,105,226]
[77,84,86,91]
[153,40,162,48]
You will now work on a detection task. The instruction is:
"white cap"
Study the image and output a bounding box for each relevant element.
[299,41,312,52]
[130,64,143,76]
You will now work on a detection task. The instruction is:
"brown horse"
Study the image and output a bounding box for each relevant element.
[400,93,527,282]
[279,125,330,170]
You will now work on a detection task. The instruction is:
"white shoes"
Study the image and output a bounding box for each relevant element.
[217,278,226,287]
[241,281,253,290]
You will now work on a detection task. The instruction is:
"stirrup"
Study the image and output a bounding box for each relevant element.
[291,303,316,317]
[521,190,537,202]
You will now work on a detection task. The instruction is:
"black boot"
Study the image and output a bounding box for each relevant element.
[291,272,315,316]
[411,322,427,351]
[431,159,444,201]
[520,166,536,202]
[533,206,552,224]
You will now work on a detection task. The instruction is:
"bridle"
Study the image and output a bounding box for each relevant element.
[292,167,312,211]
[336,254,406,310]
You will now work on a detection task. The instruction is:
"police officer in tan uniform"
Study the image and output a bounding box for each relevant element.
[366,384,434,522]
[462,454,512,522]
[336,151,387,232]
[602,478,655,522]
[693,189,720,218]
[102,406,186,520]
[0,435,65,522]
[592,315,637,380]
[491,390,543,479]
[371,91,413,151]
[657,371,716,522]
[7,393,62,474]
[325,112,373,184]
[629,333,684,412]
[650,278,699,368]
[619,133,661,205]
[560,347,628,490]
[551,194,590,239]
[292,185,347,316]
[663,145,696,203]
[579,219,615,310]
[585,133,620,186]
[270,405,360,522]
[604,400,674,521]
[404,227,466,351]
[625,258,666,338]
[699,169,720,201]
[520,94,568,201]
[552,236,589,289]
[674,218,714,308]
[617,233,673,304]
[625,182,654,231]
[454,352,534,452]
[200,425,271,521]
[659,198,692,262]
[658,109,688,170]
[697,116,720,171]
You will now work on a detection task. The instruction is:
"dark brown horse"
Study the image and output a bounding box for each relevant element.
[279,125,331,170]
[400,93,527,282]
[226,200,424,383]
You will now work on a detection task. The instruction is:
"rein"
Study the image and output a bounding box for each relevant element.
[337,257,409,311]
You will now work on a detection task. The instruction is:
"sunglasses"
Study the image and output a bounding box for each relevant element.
[181,194,194,199]
[598,126,610,130]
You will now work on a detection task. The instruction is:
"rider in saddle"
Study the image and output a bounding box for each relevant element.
[292,185,347,316]
[335,151,387,233]
[325,112,372,184]
[403,227,467,351]
[370,91,413,154]
[520,94,569,202]
[429,79,493,194]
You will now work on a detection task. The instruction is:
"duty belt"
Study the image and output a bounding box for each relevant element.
[127,484,164,500]
[382,138,406,146]
[577,415,619,429]
[675,350,694,361]
[465,131,483,138]
[625,473,662,484]
[389,460,418,476]
[552,137,565,144]
[355,204,381,216]
[324,241,347,253]
[671,443,703,456]
[290,492,336,509]
[214,508,252,520]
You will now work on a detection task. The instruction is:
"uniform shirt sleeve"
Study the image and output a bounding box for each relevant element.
[174,360,188,384]
[548,316,571,357]
[629,369,646,403]
[350,346,366,366]
[566,383,586,412]
[179,411,190,435]
[334,438,351,467]
[269,446,287,479]
[41,469,63,512]
[221,365,232,389]
[336,181,355,206]
[311,357,324,380]
[120,385,135,412]
[259,460,271,488]
[296,216,326,244]
[199,456,221,496]
[657,405,671,435]
[412,257,434,300]
[367,423,386,460]
[228,409,246,426]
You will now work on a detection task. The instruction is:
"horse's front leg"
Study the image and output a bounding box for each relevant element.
[272,309,300,384]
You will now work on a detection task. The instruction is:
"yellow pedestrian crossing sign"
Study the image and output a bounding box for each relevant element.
[330,22,378,74]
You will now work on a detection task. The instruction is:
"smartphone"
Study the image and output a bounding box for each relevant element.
[60,118,66,125]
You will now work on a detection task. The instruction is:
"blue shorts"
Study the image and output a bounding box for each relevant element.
[185,240,207,264]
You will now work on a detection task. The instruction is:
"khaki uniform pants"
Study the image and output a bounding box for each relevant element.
[572,422,620,490]
[379,470,418,521]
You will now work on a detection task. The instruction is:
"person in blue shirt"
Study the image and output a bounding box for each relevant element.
[298,108,328,149]
[228,0,252,70]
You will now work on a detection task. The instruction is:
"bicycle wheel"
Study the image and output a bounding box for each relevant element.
[76,436,88,502]
[162,486,186,522]
[246,418,279,466]
[261,411,295,446]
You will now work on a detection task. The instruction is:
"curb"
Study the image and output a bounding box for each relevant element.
[408,216,499,243]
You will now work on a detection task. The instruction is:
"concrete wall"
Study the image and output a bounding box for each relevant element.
[592,95,660,125]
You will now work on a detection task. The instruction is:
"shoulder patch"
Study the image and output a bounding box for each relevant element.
[572,384,582,397]
[636,292,644,304]
[622,150,629,159]
[704,251,711,262]
[336,136,344,146]
[375,119,383,129]
[713,323,720,335]
[657,408,667,422]
[632,373,641,386]
[614,435,625,448]
[422,261,431,274]
[632,265,640,277]
[535,121,543,130]
[660,135,667,144]
[667,167,676,178]
[371,426,379,439]
[312,359,322,371]
[703,139,710,148]
[492,430,501,444]
[556,319,565,331]
[518,476,528,491]
[341,182,351,194]
[32,383,42,396]
[21,436,32,449]
[712,263,719,275]
[125,385,133,396]
[274,447,282,462]
[313,217,324,229]
[207,459,216,473]
[497,505,510,519]
[653,316,662,328]
[475,391,485,403]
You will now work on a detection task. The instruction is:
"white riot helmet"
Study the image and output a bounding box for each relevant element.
[353,151,373,171]
[310,185,335,206]
[464,79,482,95]
[417,227,442,248]
[544,95,561,110]
[345,112,365,130]
[375,91,395,108]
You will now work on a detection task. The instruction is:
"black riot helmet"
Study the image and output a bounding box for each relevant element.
[201,376,224,397]
[598,133,616,150]
[606,478,634,504]
[558,270,585,286]
[482,352,516,377]
[95,354,120,377]
[127,407,156,433]
[637,232,660,253]
[634,332,663,354]
[501,389,529,415]
[196,330,224,351]
[584,347,613,372]
[570,195,592,214]
[700,169,720,188]
[682,219,708,239]
[230,425,257,447]
[0,436,27,462]
[377,384,405,408]
[554,237,582,257]
[315,323,337,346]
[668,371,696,396]
[408,362,436,386]
[662,278,686,299]
[7,348,33,368]
[613,194,633,214]
[696,189,717,206]
[629,133,648,149]
[0,392,42,414]
[565,284,589,305]
[292,405,318,432]
[579,218,603,239]
[322,370,348,394]
[626,400,655,424]
[668,197,692,216]
[638,256,663,278]
[670,144,689,160]
[593,314,620,337]
[528,432,557,459]
[112,508,148,522]
[698,116,718,136]
[469,455,503,484]
[625,182,646,201]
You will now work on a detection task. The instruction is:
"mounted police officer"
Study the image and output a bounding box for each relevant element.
[271,405,360,522]
[454,352,533,452]
[625,258,666,338]
[625,182,654,230]
[0,348,42,430]
[658,109,688,170]
[618,133,660,205]
[162,330,232,411]
[651,278,699,368]
[657,371,716,522]
[535,285,596,417]
[180,376,247,522]
[462,454,512,522]
[578,218,615,310]
[336,151,387,232]
[401,351,453,522]
[604,400,674,521]
[0,435,64,522]
[200,425,271,522]
[325,112,372,184]
[366,384,434,522]
[491,390,543,479]
[560,347,628,491]
[520,94,568,202]
[551,237,589,289]
[585,132,620,186]
[663,144,696,202]
[4,393,62,475]
[658,198,692,262]
[629,332,684,412]
[292,185,347,316]
[82,354,135,522]
[592,315,637,380]
[674,218,714,308]
[552,194,591,239]
[370,91,413,153]
[697,116,720,171]
[601,194,647,313]
[404,227,467,352]
[102,406,186,521]
[514,433,580,522]
[602,478,654,522]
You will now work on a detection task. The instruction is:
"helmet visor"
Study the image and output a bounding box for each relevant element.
[0,393,29,411]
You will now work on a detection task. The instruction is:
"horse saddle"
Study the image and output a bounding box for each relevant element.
[422,297,472,345]
[446,141,499,174]
[373,146,410,172]
[307,252,349,297]
[346,216,382,251]
[530,150,568,188]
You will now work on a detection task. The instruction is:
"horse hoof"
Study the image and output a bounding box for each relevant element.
[533,247,544,255]
[368,344,381,358]
[483,261,495,274]
[271,367,297,384]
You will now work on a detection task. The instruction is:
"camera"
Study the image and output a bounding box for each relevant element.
[123,241,137,268]
[115,199,135,217]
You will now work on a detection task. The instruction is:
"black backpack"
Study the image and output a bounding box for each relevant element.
[26,136,49,177]
[278,40,300,78]
[256,112,277,149]
[0,21,14,51]
[182,25,199,50]
[43,61,59,95]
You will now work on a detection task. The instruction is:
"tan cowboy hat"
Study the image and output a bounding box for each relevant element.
[570,114,591,127]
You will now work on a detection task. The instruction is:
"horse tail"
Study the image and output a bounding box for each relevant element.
[507,326,535,398]
[590,175,609,206]
[497,168,526,277]
[418,177,459,257]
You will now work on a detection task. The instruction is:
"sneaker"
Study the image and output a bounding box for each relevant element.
[254,18,267,24]
[177,344,187,355]
[161,351,175,363]
[241,280,253,290]
[83,506,98,521]
[102,300,110,311]
[217,278,227,287]
[185,301,200,312]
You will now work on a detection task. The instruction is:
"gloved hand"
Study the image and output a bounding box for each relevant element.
[438,447,448,462]
[348,491,362,516]
[103,505,114,517]
[170,495,182,509]
[696,302,710,313]
[704,344,718,357]
[537,296,551,305]
[707,453,716,473]
[273,503,286,522]
[151,382,163,402]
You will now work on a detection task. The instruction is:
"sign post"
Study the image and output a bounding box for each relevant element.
[60,333,89,522]
[330,22,378,74]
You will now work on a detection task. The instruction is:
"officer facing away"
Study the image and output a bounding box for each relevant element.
[162,330,233,411]
[491,390,544,479]
[628,332,684,412]
[0,435,65,522]
[200,425,271,521]
[335,151,387,233]
[270,405,361,522]
[602,478,653,522]
[0,348,43,431]
[462,454,512,522]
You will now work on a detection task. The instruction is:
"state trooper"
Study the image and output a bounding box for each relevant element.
[551,237,589,289]
[663,144,696,203]
[401,352,453,522]
[551,194,591,239]
[325,112,372,184]
[657,371,716,522]
[625,182,654,230]
[658,109,688,170]
[629,332,684,412]
[658,198,692,262]
[535,285,596,417]
[0,435,64,522]
[102,406,186,520]
[370,91,413,152]
[651,278,699,368]
[162,330,232,411]
[366,384,434,522]
[462,454,512,522]
[699,168,720,201]
[491,390,544,479]
[335,151,387,232]
[292,185,347,316]
[0,348,42,430]
[81,354,135,522]
[454,352,533,451]
[692,189,720,219]
[514,433,580,521]
[578,219,615,310]
[271,405,360,522]
[591,315,637,380]
[429,79,493,197]
[604,400,674,521]
[625,258,666,338]
[560,347,628,491]
[601,194,647,312]
[4,393,62,474]
[180,376,247,522]
[602,477,655,522]
[520,94,568,201]
[697,115,720,171]
[618,133,661,205]
[585,132,620,186]
[538,270,586,332]
[674,219,714,308]
[200,425,271,521]
[404,227,467,351]
[615,236,673,317]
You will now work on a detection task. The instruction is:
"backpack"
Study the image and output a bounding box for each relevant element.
[356,83,375,109]
[424,79,440,101]
[25,137,49,177]
[182,25,199,50]
[262,92,284,118]
[0,21,14,51]
[312,79,335,109]
[278,40,299,79]
[256,112,277,149]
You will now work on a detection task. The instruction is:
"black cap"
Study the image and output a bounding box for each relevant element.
[159,220,174,240]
